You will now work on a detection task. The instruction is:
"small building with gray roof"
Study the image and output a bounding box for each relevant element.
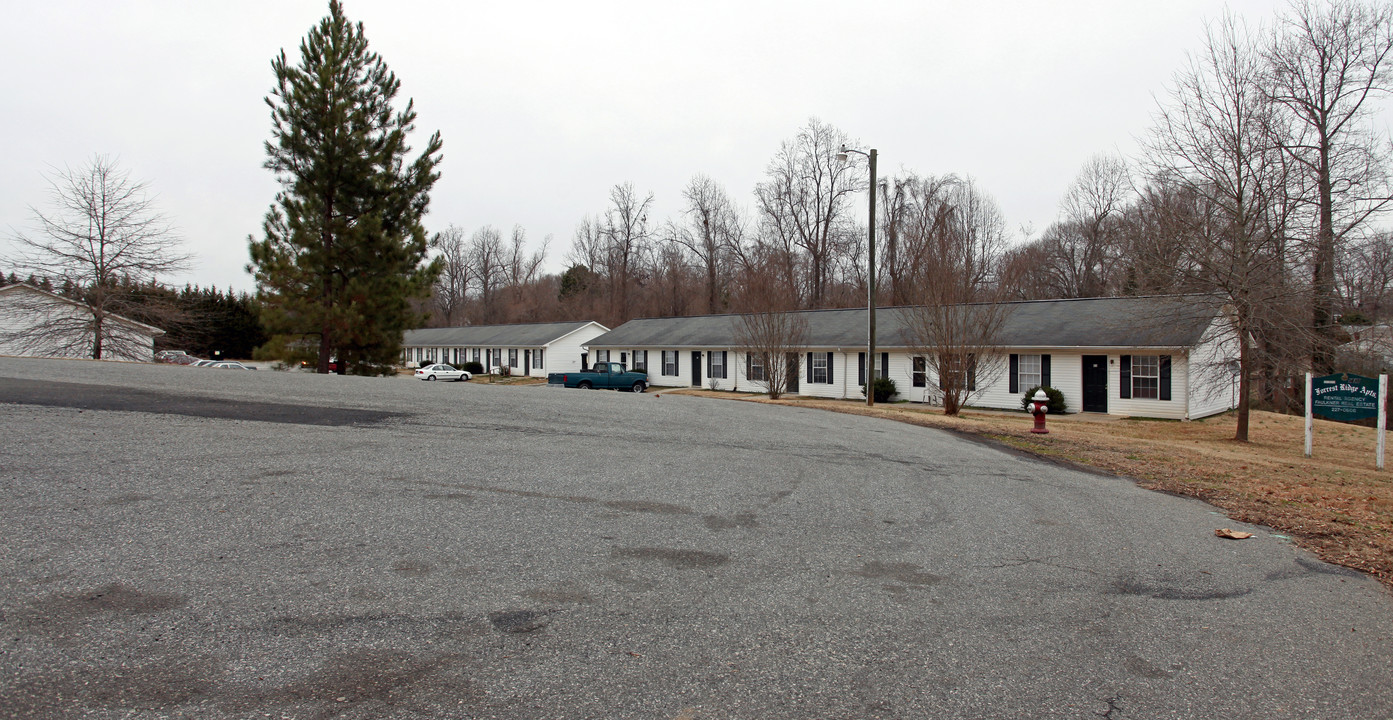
[584,295,1239,420]
[402,320,608,377]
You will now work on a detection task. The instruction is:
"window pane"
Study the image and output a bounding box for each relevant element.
[1019,353,1041,389]
[1132,355,1159,399]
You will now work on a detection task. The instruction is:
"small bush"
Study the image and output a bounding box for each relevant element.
[496,365,512,378]
[462,361,484,374]
[1020,385,1067,414]
[861,376,898,403]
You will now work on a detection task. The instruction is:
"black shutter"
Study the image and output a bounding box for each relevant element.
[881,353,889,379]
[1009,354,1019,393]
[1041,354,1051,388]
[807,352,813,384]
[968,353,977,391]
[1120,355,1132,399]
[858,352,866,385]
[746,352,752,380]
[706,351,712,377]
[826,352,834,384]
[722,351,729,379]
[1159,355,1172,401]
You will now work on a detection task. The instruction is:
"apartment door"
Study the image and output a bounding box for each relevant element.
[1082,355,1108,413]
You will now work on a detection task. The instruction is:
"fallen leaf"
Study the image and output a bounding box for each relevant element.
[1215,528,1254,540]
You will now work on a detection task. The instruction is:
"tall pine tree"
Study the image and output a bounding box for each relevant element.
[249,0,442,375]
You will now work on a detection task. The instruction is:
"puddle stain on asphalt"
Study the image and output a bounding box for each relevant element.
[703,512,758,531]
[1109,577,1252,601]
[391,561,433,577]
[4,654,225,717]
[488,609,550,633]
[32,583,186,619]
[611,547,730,569]
[5,650,481,718]
[0,378,401,426]
[602,499,693,515]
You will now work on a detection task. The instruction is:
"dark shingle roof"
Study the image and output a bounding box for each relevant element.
[587,296,1222,350]
[403,321,605,347]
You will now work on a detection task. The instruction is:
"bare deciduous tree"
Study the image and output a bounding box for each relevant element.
[898,177,1012,415]
[1339,230,1393,319]
[1265,0,1393,373]
[430,224,470,325]
[755,118,864,308]
[505,225,547,288]
[731,255,807,400]
[600,183,654,323]
[1143,13,1302,441]
[4,155,188,359]
[467,225,507,324]
[670,174,742,314]
[1037,154,1133,298]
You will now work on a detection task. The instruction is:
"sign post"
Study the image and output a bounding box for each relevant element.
[1305,372,1313,458]
[1308,372,1386,470]
[1379,374,1387,471]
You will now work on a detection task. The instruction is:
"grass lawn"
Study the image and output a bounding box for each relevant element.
[671,389,1393,588]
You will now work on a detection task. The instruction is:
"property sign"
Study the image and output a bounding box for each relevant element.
[1311,373,1380,422]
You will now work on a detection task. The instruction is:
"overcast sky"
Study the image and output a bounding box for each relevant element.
[3,0,1386,294]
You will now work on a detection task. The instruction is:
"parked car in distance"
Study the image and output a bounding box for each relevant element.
[548,362,648,392]
[209,361,256,370]
[414,363,471,382]
[192,359,217,367]
[155,350,189,363]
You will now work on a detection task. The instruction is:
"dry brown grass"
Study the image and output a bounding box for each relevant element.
[668,388,1393,586]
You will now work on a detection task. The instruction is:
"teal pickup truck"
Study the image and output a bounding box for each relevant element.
[548,362,648,392]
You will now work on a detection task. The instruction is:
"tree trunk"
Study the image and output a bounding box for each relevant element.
[1312,137,1336,375]
[1235,314,1251,442]
[318,207,334,375]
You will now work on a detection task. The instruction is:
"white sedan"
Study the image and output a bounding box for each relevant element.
[208,361,256,370]
[414,363,471,382]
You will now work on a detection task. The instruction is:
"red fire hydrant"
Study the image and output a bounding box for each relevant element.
[1028,389,1050,434]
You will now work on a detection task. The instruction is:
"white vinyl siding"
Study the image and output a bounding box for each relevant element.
[1186,317,1241,419]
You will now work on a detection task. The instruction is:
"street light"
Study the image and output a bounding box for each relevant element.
[838,144,877,406]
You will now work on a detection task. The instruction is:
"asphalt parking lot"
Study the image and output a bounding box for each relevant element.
[1,356,1391,719]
